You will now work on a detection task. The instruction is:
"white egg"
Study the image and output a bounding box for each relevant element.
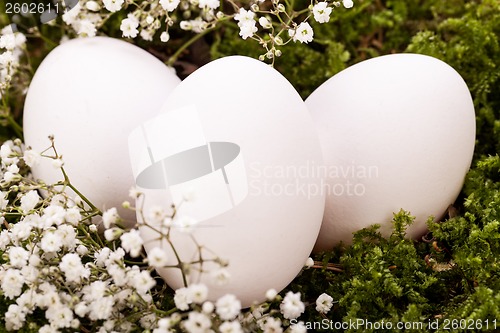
[129,56,325,307]
[306,53,475,251]
[23,37,180,224]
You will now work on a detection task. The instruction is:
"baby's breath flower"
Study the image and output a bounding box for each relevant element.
[147,246,169,267]
[22,149,40,167]
[102,207,119,229]
[216,294,241,320]
[220,320,243,333]
[313,2,333,23]
[259,16,272,29]
[160,31,171,42]
[305,257,314,268]
[184,311,212,332]
[258,316,282,332]
[120,229,143,257]
[51,157,64,169]
[103,0,124,12]
[4,304,26,330]
[120,15,140,38]
[174,287,192,311]
[104,227,123,241]
[211,267,231,286]
[160,0,181,12]
[280,291,305,320]
[315,293,334,314]
[265,288,278,300]
[188,283,208,304]
[343,0,354,8]
[20,190,40,213]
[202,301,214,313]
[292,22,314,44]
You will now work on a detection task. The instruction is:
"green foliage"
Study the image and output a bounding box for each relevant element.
[407,0,500,158]
[1,0,500,331]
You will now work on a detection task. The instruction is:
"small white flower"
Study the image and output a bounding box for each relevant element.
[343,0,354,8]
[198,0,219,10]
[292,22,314,44]
[174,287,192,311]
[215,294,241,321]
[259,16,272,29]
[1,269,25,299]
[160,0,180,12]
[103,0,124,12]
[107,263,127,286]
[234,8,255,23]
[180,21,192,31]
[313,2,333,23]
[0,191,8,210]
[62,3,81,25]
[46,303,74,328]
[265,288,278,301]
[10,220,32,241]
[315,293,334,314]
[20,190,40,213]
[147,246,169,267]
[76,244,88,256]
[4,304,26,331]
[42,205,66,226]
[51,157,64,169]
[148,206,167,224]
[219,320,243,333]
[129,187,141,198]
[305,257,314,268]
[65,207,82,225]
[280,291,305,320]
[74,302,88,317]
[95,247,111,267]
[238,21,258,40]
[132,270,156,295]
[0,34,16,50]
[188,283,208,304]
[174,215,198,233]
[56,224,77,249]
[86,1,101,11]
[102,207,119,229]
[202,301,214,313]
[140,29,154,41]
[120,15,140,38]
[60,253,89,283]
[88,296,114,320]
[160,31,170,43]
[22,149,40,167]
[9,247,29,268]
[104,227,123,241]
[40,230,63,253]
[211,268,231,286]
[258,317,283,333]
[120,229,143,257]
[76,20,97,37]
[183,312,211,332]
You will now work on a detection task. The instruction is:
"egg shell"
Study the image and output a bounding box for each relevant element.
[23,37,180,223]
[306,53,475,251]
[129,56,325,307]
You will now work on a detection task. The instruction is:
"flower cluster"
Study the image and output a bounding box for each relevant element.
[57,0,354,64]
[0,26,26,98]
[0,137,336,332]
[0,140,161,331]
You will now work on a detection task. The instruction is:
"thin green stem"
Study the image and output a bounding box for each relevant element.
[166,25,219,67]
[6,113,23,139]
